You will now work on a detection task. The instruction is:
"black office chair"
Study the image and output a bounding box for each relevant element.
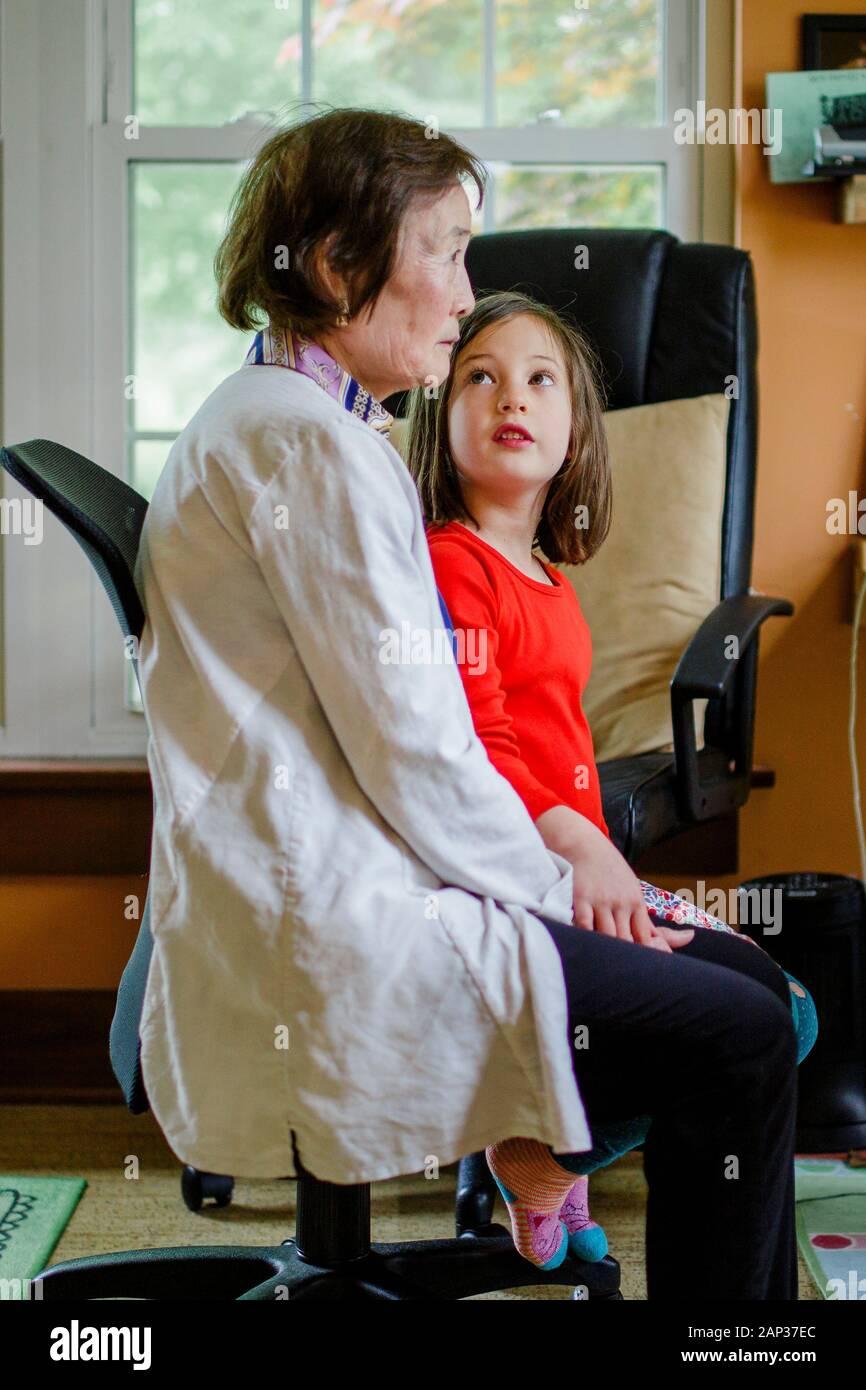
[383,228,795,1234]
[1,436,622,1299]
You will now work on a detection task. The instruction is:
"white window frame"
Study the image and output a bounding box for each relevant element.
[1,0,713,758]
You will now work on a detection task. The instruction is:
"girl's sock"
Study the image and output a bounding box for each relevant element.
[485,1137,575,1269]
[560,1175,609,1262]
[784,971,818,1065]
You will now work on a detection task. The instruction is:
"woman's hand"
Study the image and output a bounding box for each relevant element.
[535,806,695,952]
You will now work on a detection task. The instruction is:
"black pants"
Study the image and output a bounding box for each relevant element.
[536,913,799,1300]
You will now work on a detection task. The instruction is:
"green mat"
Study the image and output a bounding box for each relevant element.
[795,1156,866,1300]
[0,1176,86,1300]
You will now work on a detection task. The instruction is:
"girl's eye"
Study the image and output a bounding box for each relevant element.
[465,368,555,385]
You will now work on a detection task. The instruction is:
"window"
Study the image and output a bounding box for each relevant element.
[121,0,695,505]
[2,0,709,757]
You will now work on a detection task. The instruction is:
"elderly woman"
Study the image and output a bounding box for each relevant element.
[134,108,799,1300]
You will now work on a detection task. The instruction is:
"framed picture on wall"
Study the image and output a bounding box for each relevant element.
[802,14,866,70]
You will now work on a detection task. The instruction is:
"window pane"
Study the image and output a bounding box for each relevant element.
[495,0,663,127]
[492,163,663,230]
[134,0,303,126]
[133,439,177,501]
[133,0,662,129]
[313,0,483,127]
[134,0,484,128]
[130,163,246,437]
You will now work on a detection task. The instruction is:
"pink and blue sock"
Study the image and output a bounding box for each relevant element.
[559,1174,609,1261]
[485,1138,574,1269]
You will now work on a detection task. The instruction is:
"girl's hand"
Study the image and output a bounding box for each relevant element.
[651,924,698,950]
[535,806,694,952]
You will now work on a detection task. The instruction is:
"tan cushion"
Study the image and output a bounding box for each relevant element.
[556,393,730,761]
[390,394,730,764]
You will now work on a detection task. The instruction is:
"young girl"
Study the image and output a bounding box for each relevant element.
[403,289,818,1273]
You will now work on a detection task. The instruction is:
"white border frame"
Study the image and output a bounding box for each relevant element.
[2,0,711,757]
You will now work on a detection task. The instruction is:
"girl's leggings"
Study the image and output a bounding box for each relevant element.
[530,886,815,1298]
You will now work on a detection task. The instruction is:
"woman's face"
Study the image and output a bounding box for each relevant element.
[322,182,476,401]
[446,315,573,510]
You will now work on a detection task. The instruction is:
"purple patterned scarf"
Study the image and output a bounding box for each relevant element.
[243,323,394,437]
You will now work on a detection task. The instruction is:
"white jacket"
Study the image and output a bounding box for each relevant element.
[134,361,593,1183]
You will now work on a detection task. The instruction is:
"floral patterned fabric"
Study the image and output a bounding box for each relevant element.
[638,880,739,934]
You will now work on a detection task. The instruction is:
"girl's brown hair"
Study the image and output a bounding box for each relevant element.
[214,104,486,337]
[403,290,613,566]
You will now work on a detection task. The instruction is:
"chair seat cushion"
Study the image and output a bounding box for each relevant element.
[600,746,731,861]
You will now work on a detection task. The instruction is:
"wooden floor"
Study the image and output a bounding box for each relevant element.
[0,1104,820,1300]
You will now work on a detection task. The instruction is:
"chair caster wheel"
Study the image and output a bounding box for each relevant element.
[181,1165,234,1212]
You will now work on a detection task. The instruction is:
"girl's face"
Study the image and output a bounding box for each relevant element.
[447,314,573,510]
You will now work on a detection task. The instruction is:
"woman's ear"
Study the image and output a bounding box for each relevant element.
[309,231,346,306]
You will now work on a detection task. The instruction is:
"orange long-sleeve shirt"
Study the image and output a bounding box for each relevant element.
[426,520,610,837]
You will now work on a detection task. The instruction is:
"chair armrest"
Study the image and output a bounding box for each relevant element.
[672,594,794,698]
[670,594,795,822]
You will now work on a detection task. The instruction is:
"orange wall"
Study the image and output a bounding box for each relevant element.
[651,0,866,908]
[4,2,866,988]
[0,877,143,989]
[698,0,866,903]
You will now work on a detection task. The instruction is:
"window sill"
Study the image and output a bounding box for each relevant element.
[0,760,152,875]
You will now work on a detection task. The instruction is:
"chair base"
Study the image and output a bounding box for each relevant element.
[32,1168,623,1300]
[32,1229,622,1301]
